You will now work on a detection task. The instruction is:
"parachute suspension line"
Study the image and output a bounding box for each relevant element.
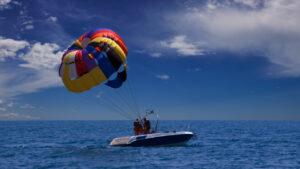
[127,78,140,117]
[110,89,136,120]
[119,83,139,118]
[103,92,135,120]
[115,82,137,118]
[115,84,133,111]
[95,89,135,120]
[76,90,132,120]
[97,95,134,120]
[97,98,128,120]
[94,76,140,121]
[113,87,137,117]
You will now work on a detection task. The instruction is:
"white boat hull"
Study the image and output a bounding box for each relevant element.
[110,131,194,147]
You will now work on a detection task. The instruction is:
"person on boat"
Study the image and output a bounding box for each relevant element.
[143,117,151,134]
[133,118,143,135]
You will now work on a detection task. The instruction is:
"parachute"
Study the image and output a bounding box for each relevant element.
[59,29,128,92]
[59,29,140,120]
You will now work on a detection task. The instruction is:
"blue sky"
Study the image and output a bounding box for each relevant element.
[0,0,299,120]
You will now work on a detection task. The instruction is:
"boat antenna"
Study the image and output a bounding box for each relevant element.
[154,110,159,132]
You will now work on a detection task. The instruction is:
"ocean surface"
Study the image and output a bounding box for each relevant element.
[0,121,299,169]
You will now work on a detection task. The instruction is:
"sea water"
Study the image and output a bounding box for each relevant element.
[0,121,299,168]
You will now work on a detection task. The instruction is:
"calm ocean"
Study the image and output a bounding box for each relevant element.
[0,121,299,169]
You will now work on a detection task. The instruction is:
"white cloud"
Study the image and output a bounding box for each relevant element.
[164,0,300,77]
[0,112,18,118]
[0,99,12,112]
[7,102,13,107]
[0,0,10,5]
[24,24,34,30]
[161,35,204,56]
[22,20,33,26]
[133,49,163,58]
[0,64,62,97]
[17,8,35,32]
[20,42,63,69]
[233,0,261,8]
[48,16,57,22]
[0,0,11,9]
[0,99,41,120]
[150,52,162,58]
[0,112,39,120]
[0,37,29,61]
[133,49,146,54]
[0,38,63,97]
[156,74,170,80]
[20,103,35,109]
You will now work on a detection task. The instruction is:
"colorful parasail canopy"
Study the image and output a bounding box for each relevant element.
[59,29,128,92]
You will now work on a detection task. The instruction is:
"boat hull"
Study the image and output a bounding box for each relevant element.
[110,131,194,147]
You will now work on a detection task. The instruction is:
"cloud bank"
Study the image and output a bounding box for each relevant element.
[0,37,29,61]
[0,37,63,97]
[161,0,300,77]
[0,0,11,9]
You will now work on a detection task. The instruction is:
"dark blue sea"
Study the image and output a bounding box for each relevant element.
[0,121,299,169]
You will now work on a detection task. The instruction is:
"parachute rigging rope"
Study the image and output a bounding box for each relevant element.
[96,93,134,120]
[127,77,140,117]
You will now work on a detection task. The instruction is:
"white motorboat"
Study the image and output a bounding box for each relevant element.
[110,131,194,147]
